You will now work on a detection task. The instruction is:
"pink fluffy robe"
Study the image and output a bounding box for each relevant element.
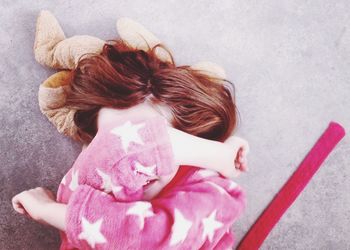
[56,116,245,249]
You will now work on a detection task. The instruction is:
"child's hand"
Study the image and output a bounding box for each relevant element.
[224,135,250,175]
[12,187,56,223]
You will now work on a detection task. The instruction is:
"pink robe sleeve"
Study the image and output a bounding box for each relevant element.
[64,166,245,249]
[61,116,177,202]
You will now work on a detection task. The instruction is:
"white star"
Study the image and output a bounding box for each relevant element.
[69,169,79,191]
[61,174,67,185]
[100,185,123,197]
[201,210,223,242]
[207,181,227,194]
[228,181,238,190]
[78,217,107,248]
[134,161,157,177]
[169,208,193,246]
[198,169,219,178]
[112,185,123,193]
[126,201,154,230]
[96,169,114,193]
[110,121,145,152]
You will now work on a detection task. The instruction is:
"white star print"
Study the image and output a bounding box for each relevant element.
[78,217,107,248]
[60,174,67,185]
[201,210,223,242]
[96,169,124,195]
[112,185,123,193]
[207,181,226,194]
[198,169,219,178]
[228,180,238,190]
[96,169,114,193]
[69,169,79,191]
[126,201,154,230]
[169,208,193,246]
[110,120,145,152]
[133,161,157,177]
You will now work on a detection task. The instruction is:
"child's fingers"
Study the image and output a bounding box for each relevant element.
[234,161,240,170]
[235,155,248,172]
[13,204,26,214]
[12,194,26,214]
[238,149,247,163]
[238,154,243,163]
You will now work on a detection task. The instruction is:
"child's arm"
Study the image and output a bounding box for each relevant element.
[139,124,249,200]
[167,126,249,179]
[12,187,66,231]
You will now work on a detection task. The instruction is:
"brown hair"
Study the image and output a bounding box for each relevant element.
[65,39,238,144]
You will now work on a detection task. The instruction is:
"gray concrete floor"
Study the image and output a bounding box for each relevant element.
[1,1,349,249]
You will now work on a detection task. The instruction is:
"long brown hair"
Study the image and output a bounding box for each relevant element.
[65,39,238,144]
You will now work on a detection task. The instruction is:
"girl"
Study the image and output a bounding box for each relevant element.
[12,39,249,249]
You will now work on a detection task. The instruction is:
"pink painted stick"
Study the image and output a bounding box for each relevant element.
[237,122,346,250]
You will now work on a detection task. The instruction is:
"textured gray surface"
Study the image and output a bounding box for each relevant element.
[0,1,349,249]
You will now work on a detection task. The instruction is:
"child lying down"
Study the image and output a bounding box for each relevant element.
[12,23,249,249]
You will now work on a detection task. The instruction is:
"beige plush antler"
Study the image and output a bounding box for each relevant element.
[34,10,105,69]
[116,17,173,63]
[34,10,227,76]
[191,61,227,79]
